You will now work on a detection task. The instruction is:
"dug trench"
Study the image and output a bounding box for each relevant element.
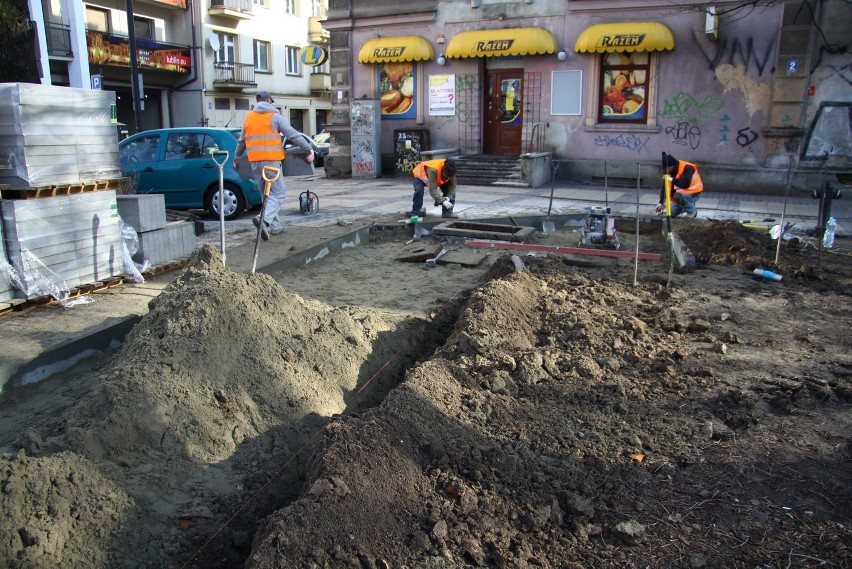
[1,218,851,569]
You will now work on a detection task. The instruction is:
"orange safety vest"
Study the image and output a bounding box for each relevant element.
[675,160,703,195]
[412,159,451,186]
[243,111,285,162]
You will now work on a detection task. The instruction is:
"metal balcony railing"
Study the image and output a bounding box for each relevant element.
[212,61,256,85]
[209,0,252,13]
[45,23,72,57]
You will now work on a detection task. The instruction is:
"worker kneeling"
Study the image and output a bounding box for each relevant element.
[409,159,459,219]
[656,154,702,218]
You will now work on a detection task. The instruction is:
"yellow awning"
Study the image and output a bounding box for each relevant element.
[445,27,558,59]
[574,22,675,53]
[358,36,434,63]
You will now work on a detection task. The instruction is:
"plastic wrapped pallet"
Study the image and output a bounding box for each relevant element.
[1,191,123,299]
[0,83,122,188]
[0,216,15,302]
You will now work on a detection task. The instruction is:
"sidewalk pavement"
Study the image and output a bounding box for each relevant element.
[277,171,850,238]
[2,171,848,392]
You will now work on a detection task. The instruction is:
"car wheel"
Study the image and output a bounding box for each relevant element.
[206,182,246,221]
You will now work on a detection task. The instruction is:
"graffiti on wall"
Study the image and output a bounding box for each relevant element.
[594,133,650,154]
[665,122,702,149]
[719,114,731,143]
[659,92,724,123]
[693,30,777,76]
[352,138,376,175]
[736,126,759,147]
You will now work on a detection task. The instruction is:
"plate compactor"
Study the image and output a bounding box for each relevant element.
[299,190,319,214]
[580,206,620,249]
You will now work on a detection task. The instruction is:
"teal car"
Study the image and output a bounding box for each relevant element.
[119,128,260,221]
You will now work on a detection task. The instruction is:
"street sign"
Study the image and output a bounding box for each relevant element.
[91,74,102,90]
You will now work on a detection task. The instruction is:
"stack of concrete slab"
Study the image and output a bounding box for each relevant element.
[1,191,123,299]
[0,83,122,188]
[116,194,196,267]
[0,217,14,302]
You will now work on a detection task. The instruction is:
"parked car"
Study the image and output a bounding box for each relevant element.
[284,132,329,167]
[119,128,260,221]
[312,131,330,166]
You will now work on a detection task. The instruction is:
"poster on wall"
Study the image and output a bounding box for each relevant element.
[600,52,647,122]
[379,62,415,119]
[428,74,455,116]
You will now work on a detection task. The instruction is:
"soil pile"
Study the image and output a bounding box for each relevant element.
[246,238,852,567]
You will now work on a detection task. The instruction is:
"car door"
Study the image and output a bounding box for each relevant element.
[119,134,162,196]
[156,132,221,208]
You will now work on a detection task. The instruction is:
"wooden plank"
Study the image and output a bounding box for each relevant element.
[0,177,129,200]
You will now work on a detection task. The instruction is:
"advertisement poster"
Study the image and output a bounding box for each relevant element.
[428,74,455,116]
[379,61,415,119]
[87,32,191,73]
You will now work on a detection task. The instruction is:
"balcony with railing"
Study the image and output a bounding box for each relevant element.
[208,0,253,19]
[45,23,73,57]
[212,61,256,89]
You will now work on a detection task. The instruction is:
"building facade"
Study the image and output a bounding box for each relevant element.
[26,0,331,137]
[323,0,851,190]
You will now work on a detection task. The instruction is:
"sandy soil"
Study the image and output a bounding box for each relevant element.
[1,219,850,569]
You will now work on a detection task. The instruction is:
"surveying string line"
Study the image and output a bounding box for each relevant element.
[180,285,469,567]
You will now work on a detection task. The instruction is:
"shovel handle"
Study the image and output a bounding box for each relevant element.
[262,166,281,183]
[211,150,229,167]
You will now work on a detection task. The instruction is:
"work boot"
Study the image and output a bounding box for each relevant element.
[252,217,270,241]
[442,209,459,219]
[687,210,698,218]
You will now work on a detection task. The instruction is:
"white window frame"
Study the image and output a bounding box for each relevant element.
[254,40,270,72]
[252,0,269,8]
[214,32,236,65]
[284,0,296,15]
[285,46,301,75]
[84,6,110,33]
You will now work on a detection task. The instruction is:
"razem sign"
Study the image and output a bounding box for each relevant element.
[596,34,646,49]
[371,46,405,59]
[475,39,514,53]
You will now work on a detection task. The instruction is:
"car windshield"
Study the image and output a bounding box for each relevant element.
[120,134,159,163]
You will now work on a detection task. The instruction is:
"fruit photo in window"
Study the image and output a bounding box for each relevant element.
[599,52,648,123]
[379,61,415,118]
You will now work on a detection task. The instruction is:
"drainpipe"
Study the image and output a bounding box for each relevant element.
[167,0,199,127]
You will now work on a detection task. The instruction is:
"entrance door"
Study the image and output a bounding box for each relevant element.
[484,70,523,155]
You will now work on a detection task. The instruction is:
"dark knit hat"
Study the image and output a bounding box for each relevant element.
[665,154,678,167]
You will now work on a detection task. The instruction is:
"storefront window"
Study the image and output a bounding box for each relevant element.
[379,61,415,119]
[598,52,648,124]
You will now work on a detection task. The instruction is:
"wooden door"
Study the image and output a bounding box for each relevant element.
[483,70,523,155]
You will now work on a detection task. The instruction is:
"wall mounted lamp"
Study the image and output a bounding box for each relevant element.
[436,33,445,44]
[557,50,568,61]
[437,54,446,65]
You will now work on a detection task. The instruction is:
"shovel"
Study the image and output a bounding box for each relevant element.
[210,150,229,266]
[250,165,281,274]
[542,159,560,233]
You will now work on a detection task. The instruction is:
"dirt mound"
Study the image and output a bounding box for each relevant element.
[0,451,140,568]
[65,244,407,464]
[246,258,852,568]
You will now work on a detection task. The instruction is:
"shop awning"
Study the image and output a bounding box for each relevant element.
[358,36,434,63]
[574,22,675,53]
[445,27,558,58]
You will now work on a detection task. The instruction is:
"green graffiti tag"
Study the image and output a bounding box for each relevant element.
[659,92,724,123]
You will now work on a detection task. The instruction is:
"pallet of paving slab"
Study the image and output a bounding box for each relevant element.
[141,258,189,279]
[0,178,130,200]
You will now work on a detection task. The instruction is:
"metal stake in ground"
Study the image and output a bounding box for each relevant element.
[633,161,641,287]
[542,160,560,233]
[210,150,230,266]
[251,166,281,274]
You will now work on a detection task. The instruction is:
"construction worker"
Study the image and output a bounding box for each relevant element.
[656,154,703,218]
[235,91,313,240]
[409,158,459,219]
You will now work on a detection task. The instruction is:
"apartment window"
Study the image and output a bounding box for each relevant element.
[284,0,296,14]
[213,32,236,65]
[598,52,649,124]
[285,46,300,75]
[133,16,154,41]
[85,6,109,33]
[214,98,230,110]
[252,0,269,8]
[254,40,270,72]
[312,0,323,17]
[235,98,250,110]
[312,61,329,75]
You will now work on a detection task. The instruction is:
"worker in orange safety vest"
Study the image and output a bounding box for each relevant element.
[656,154,703,218]
[235,91,313,240]
[409,159,459,219]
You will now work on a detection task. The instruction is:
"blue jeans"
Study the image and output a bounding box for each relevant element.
[671,191,699,217]
[411,179,454,215]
